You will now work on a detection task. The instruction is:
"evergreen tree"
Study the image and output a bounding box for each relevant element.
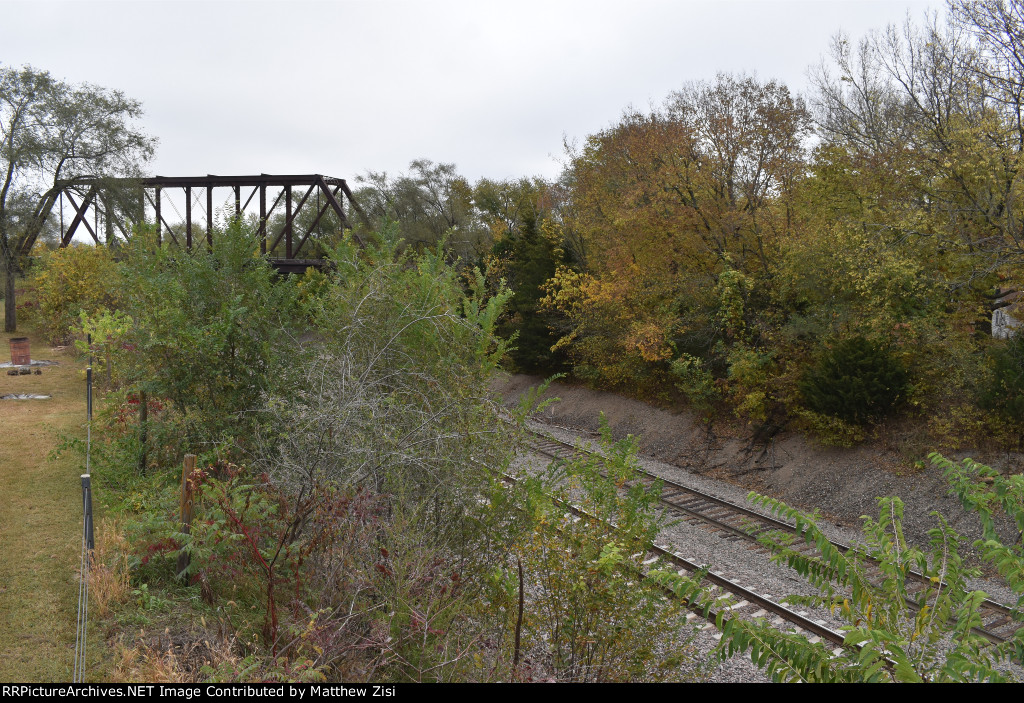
[799,336,909,424]
[492,211,567,373]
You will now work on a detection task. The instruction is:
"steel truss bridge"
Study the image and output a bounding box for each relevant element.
[28,174,364,273]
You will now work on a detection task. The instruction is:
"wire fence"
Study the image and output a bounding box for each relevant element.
[73,362,94,683]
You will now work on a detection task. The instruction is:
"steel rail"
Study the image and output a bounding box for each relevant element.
[528,427,1022,645]
[497,468,849,653]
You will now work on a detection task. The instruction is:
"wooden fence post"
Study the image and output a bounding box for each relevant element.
[176,454,196,579]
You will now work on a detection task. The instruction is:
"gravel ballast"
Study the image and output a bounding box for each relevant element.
[496,373,1024,681]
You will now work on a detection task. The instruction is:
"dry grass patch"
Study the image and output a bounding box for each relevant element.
[0,312,110,681]
[90,519,131,619]
[111,630,241,683]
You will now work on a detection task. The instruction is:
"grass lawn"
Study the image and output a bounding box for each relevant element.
[0,312,109,682]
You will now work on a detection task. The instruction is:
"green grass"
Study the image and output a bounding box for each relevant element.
[0,312,109,682]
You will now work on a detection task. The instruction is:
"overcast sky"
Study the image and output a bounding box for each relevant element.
[4,0,939,184]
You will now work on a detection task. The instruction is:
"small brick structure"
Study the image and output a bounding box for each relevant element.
[9,337,30,366]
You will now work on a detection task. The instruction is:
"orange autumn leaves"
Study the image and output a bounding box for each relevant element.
[541,75,810,389]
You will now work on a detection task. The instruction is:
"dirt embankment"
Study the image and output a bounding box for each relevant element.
[494,373,1023,549]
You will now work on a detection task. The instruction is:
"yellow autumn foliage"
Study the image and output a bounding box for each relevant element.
[28,245,123,343]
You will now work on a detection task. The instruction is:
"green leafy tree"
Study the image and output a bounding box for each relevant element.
[353,160,489,260]
[811,10,1024,278]
[113,221,301,455]
[27,244,124,343]
[544,73,810,392]
[0,63,155,331]
[75,308,132,387]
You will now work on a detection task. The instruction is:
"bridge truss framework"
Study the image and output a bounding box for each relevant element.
[29,174,364,272]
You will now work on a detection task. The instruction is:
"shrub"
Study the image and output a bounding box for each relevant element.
[513,418,700,682]
[799,336,908,425]
[295,266,331,320]
[979,333,1024,423]
[725,345,776,422]
[172,231,523,680]
[112,221,303,454]
[29,245,123,343]
[669,352,721,414]
[792,408,866,448]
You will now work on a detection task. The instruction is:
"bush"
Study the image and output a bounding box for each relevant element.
[799,336,908,425]
[174,231,523,680]
[112,221,303,454]
[29,245,123,343]
[513,418,700,682]
[669,352,721,414]
[792,407,866,448]
[979,333,1024,423]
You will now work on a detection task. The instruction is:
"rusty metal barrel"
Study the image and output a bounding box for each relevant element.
[9,337,30,366]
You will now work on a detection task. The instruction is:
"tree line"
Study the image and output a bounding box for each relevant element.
[350,3,1024,451]
[6,2,1024,450]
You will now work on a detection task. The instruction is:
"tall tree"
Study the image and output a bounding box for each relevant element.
[1,64,155,331]
[353,159,489,259]
[949,0,1024,123]
[543,74,810,387]
[476,177,571,371]
[809,13,1024,281]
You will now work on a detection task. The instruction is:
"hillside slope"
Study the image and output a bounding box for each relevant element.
[495,373,1023,554]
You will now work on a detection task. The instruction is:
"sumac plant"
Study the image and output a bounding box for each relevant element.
[511,418,700,682]
[695,481,1024,682]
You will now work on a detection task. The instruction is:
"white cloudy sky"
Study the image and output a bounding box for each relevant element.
[4,0,938,183]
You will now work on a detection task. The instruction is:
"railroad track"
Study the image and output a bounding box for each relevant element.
[497,467,849,654]
[527,427,1023,646]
